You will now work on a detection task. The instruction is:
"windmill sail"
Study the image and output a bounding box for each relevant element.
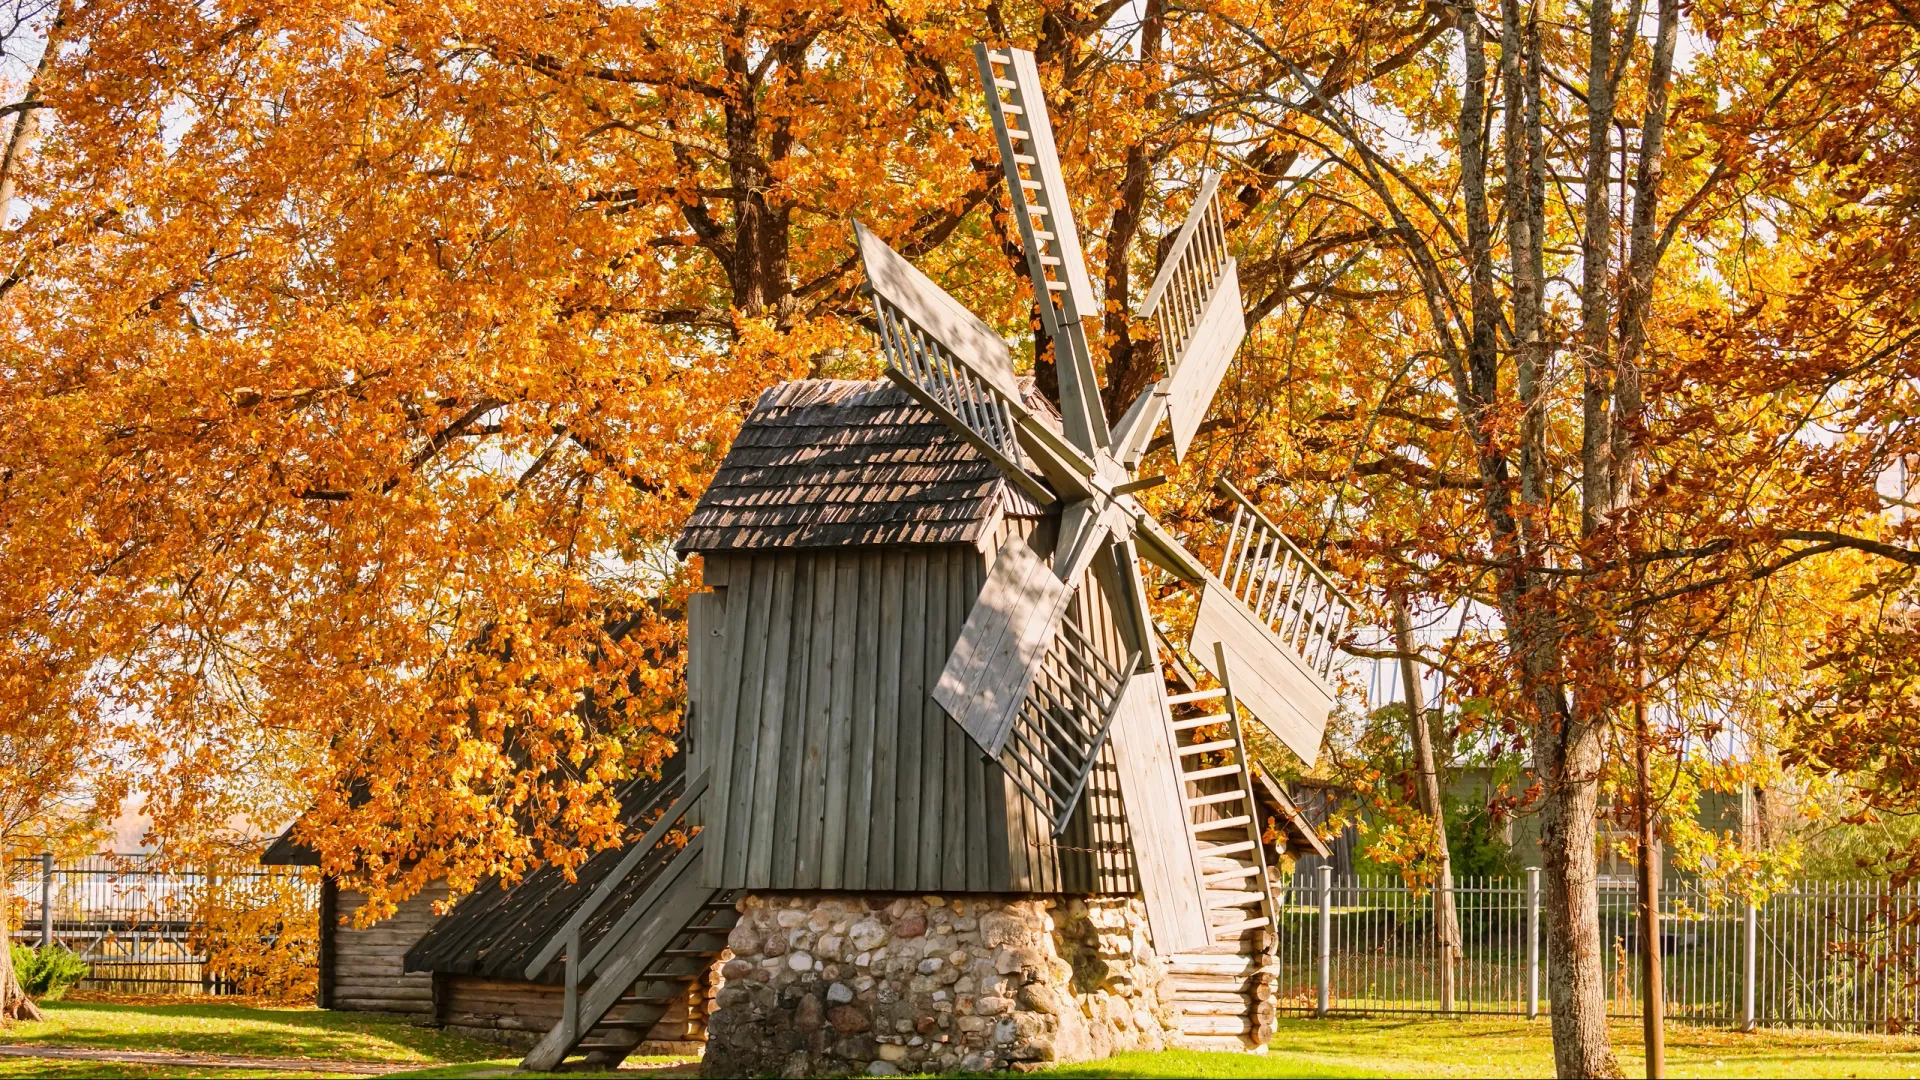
[1136,174,1246,461]
[975,44,1109,455]
[995,616,1139,838]
[856,223,1097,501]
[1180,483,1352,765]
[934,531,1076,756]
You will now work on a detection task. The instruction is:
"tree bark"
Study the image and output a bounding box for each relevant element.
[1635,664,1666,1078]
[1579,0,1618,533]
[1393,593,1459,1013]
[1534,700,1618,1077]
[0,845,47,1023]
[0,0,65,224]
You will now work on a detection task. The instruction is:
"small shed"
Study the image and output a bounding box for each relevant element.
[259,833,447,1016]
[401,759,709,1055]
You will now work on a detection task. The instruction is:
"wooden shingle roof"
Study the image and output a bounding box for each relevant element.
[675,379,1047,554]
[404,757,689,983]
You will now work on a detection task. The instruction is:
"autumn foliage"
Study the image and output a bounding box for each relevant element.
[5,0,1920,1070]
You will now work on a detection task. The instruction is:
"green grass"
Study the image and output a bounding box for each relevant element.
[1,999,499,1064]
[0,1063,364,1079]
[921,1019,1920,1079]
[6,1003,1920,1078]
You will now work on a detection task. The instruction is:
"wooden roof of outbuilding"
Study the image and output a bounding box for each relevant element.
[674,379,1047,554]
[403,755,689,984]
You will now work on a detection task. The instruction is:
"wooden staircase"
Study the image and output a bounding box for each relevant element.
[521,835,740,1071]
[519,771,744,1071]
[1162,658,1277,1049]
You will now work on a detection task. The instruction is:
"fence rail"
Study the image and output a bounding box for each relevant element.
[7,854,319,995]
[1274,867,1920,1031]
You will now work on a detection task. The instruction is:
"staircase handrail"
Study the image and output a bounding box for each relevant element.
[522,766,710,980]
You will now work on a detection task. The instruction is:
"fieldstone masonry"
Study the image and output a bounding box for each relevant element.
[703,893,1175,1077]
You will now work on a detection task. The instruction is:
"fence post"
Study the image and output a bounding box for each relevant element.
[1316,864,1332,1018]
[1526,866,1540,1020]
[40,852,54,949]
[1742,895,1758,1032]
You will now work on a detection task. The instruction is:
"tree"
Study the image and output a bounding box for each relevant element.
[1147,1,1920,1073]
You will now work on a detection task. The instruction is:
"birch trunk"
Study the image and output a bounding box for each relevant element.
[1392,594,1459,1013]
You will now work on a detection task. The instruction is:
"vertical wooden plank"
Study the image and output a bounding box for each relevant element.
[745,555,801,889]
[920,547,950,888]
[1108,671,1211,952]
[832,551,872,890]
[685,587,728,830]
[869,550,905,891]
[895,550,928,887]
[986,760,1017,891]
[684,591,712,792]
[716,557,772,887]
[942,549,970,890]
[961,552,990,892]
[791,556,838,889]
[817,551,859,889]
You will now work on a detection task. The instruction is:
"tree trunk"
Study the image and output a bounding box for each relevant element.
[0,0,65,221]
[1636,686,1666,1079]
[1393,593,1458,1013]
[0,845,47,1023]
[1534,696,1619,1078]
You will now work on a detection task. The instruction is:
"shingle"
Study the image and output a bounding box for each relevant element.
[675,379,1051,554]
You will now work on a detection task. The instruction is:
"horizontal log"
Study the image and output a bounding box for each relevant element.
[445,1024,540,1050]
[1178,1016,1254,1035]
[334,991,432,1006]
[1173,999,1251,1017]
[452,977,560,995]
[1169,990,1250,1005]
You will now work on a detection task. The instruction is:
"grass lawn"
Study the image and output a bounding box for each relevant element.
[4,1002,1920,1078]
[0,998,501,1077]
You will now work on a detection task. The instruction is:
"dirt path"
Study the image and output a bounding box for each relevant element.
[0,1043,405,1075]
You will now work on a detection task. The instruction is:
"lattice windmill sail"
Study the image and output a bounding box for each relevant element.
[856,44,1358,956]
[1136,172,1246,463]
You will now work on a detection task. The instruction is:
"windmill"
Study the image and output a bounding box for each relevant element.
[856,45,1358,956]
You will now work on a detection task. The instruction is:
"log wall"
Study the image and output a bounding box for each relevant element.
[326,884,446,1015]
[440,975,708,1054]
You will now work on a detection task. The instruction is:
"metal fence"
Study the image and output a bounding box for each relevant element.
[7,854,320,995]
[1274,867,1920,1031]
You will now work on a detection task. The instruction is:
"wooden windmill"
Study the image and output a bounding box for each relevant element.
[485,44,1358,1071]
[857,45,1357,954]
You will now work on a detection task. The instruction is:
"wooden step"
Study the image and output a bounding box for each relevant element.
[1186,790,1246,808]
[592,1017,669,1029]
[1167,688,1227,705]
[1197,840,1256,858]
[1181,764,1242,783]
[1198,860,1259,880]
[1190,815,1253,832]
[1178,738,1236,757]
[1211,916,1272,936]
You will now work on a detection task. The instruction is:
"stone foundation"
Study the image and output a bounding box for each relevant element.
[705,893,1173,1077]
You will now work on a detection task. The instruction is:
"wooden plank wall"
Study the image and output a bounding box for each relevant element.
[693,535,1134,895]
[440,976,706,1053]
[329,884,447,1016]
